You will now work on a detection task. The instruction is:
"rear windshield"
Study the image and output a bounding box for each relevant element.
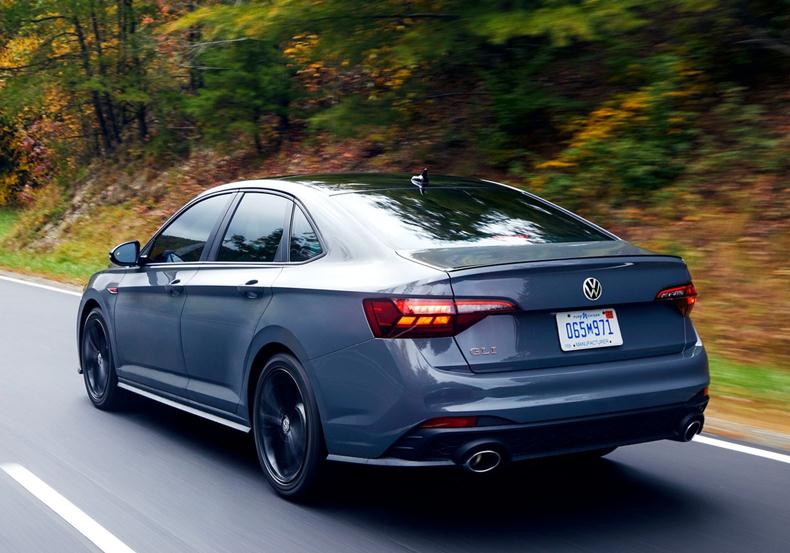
[332,187,611,250]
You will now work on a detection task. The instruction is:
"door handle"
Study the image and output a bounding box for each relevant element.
[165,278,184,296]
[237,279,261,299]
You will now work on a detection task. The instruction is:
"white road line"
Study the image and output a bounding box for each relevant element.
[694,435,790,464]
[0,274,81,297]
[1,463,137,553]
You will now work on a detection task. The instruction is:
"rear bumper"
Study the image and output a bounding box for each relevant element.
[311,340,710,460]
[380,394,708,465]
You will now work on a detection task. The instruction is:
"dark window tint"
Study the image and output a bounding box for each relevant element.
[333,187,611,249]
[148,194,230,263]
[290,207,322,262]
[218,193,291,262]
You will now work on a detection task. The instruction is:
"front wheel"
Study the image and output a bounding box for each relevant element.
[81,308,125,410]
[253,354,324,499]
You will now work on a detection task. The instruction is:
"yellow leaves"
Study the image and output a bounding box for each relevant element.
[284,33,319,64]
[0,173,20,206]
[0,35,41,69]
[620,90,650,111]
[383,67,412,89]
[536,88,655,171]
[535,159,576,169]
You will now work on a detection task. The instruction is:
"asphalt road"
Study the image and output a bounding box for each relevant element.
[0,276,788,553]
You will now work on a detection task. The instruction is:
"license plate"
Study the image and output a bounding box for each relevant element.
[556,308,624,351]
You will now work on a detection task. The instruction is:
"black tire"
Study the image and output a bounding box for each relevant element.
[80,308,125,410]
[252,353,324,499]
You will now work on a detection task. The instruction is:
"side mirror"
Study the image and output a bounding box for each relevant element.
[109,240,141,267]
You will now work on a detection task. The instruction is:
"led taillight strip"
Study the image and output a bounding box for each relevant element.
[363,297,517,339]
[656,283,698,316]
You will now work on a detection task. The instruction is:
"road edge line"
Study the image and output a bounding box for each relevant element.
[0,274,81,297]
[694,435,790,464]
[1,463,137,553]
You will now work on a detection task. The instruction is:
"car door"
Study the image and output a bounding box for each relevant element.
[113,192,234,396]
[180,191,293,412]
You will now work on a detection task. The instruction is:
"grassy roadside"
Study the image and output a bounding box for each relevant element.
[0,206,122,284]
[708,356,790,406]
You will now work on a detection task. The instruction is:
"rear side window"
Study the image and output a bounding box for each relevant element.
[289,207,322,262]
[217,193,291,262]
[332,187,611,250]
[148,194,231,263]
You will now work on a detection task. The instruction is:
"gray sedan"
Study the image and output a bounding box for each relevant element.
[77,172,709,498]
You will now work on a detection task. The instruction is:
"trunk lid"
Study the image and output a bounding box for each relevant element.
[447,249,695,373]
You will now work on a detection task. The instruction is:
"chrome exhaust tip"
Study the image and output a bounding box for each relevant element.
[463,449,502,473]
[682,419,702,442]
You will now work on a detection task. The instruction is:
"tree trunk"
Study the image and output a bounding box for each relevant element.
[72,16,113,152]
[124,0,148,140]
[253,109,263,154]
[137,105,148,141]
[90,2,121,144]
[187,1,204,92]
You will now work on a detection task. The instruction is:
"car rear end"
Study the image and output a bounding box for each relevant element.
[320,178,709,469]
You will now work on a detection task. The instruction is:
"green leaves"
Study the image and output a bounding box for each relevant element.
[182,38,293,151]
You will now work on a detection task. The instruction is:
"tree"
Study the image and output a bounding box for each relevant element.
[183,38,293,153]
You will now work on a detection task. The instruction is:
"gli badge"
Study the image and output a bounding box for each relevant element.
[469,346,497,356]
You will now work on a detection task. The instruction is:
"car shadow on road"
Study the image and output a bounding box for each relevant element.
[123,395,716,549]
[312,458,713,549]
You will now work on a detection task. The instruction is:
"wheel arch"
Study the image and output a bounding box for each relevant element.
[77,297,102,366]
[242,326,324,426]
[246,341,295,422]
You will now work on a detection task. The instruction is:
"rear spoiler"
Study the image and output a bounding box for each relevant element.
[398,240,680,272]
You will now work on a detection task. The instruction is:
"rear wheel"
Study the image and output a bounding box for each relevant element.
[81,308,125,410]
[253,354,324,499]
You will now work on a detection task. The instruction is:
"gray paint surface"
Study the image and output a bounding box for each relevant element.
[1,278,789,552]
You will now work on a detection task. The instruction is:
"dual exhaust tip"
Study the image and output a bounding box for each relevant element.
[459,415,703,472]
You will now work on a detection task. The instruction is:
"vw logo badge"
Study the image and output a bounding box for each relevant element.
[583,277,602,301]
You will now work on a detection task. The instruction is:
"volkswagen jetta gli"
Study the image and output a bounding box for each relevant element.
[77,173,709,498]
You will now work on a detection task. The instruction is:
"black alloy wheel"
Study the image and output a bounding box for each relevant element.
[253,354,323,499]
[81,308,124,410]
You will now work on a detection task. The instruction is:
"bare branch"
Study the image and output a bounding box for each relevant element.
[425,92,490,100]
[736,37,790,56]
[320,13,457,21]
[22,15,68,24]
[187,37,257,50]
[0,53,77,72]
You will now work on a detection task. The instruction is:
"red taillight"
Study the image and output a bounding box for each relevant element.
[363,297,517,338]
[420,416,478,428]
[656,283,698,316]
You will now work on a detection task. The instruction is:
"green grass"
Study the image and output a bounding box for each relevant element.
[709,356,790,406]
[0,207,18,236]
[0,206,101,283]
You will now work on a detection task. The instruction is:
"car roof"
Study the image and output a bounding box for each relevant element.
[197,173,499,197]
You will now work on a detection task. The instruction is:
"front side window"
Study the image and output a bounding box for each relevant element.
[148,194,231,263]
[290,207,322,262]
[217,193,291,262]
